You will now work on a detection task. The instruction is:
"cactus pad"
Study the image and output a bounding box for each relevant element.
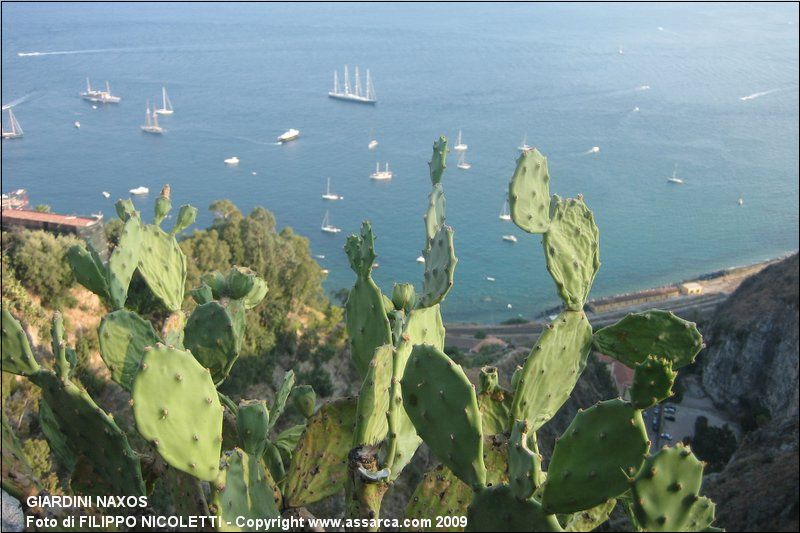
[107,214,143,309]
[137,224,186,311]
[511,311,592,431]
[184,301,244,383]
[66,245,111,302]
[477,367,513,436]
[421,224,457,307]
[1,309,40,376]
[466,485,562,532]
[292,385,316,418]
[171,204,198,236]
[284,397,358,507]
[424,184,447,243]
[508,420,541,500]
[153,185,172,226]
[542,195,600,310]
[236,400,270,456]
[353,344,393,447]
[593,310,704,369]
[630,355,677,409]
[213,449,281,531]
[509,148,551,234]
[268,369,296,431]
[402,345,486,490]
[428,136,448,186]
[132,345,222,481]
[563,498,617,531]
[632,444,707,532]
[542,399,649,514]
[98,310,161,390]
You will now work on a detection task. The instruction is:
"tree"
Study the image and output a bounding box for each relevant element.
[3,230,78,307]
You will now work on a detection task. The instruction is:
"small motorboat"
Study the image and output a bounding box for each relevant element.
[102,191,111,198]
[277,128,300,143]
[224,156,240,165]
[502,235,518,243]
[416,256,425,263]
[74,121,81,129]
[129,186,149,195]
[368,139,378,150]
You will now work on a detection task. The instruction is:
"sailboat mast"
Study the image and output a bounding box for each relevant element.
[106,81,111,94]
[333,70,339,93]
[344,65,351,95]
[355,66,361,97]
[326,177,331,194]
[86,77,92,92]
[366,69,372,99]
[162,87,167,110]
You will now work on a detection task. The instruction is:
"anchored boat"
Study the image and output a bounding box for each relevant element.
[667,164,684,184]
[140,101,164,134]
[322,178,343,201]
[454,130,468,152]
[329,65,376,104]
[499,198,511,221]
[2,108,23,139]
[277,129,300,143]
[155,86,174,115]
[370,162,393,180]
[81,78,121,104]
[321,210,341,233]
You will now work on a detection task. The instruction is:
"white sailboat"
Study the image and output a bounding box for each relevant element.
[155,86,174,115]
[2,108,24,139]
[667,164,684,184]
[518,133,531,152]
[141,101,164,134]
[329,65,377,104]
[457,151,471,170]
[322,178,343,200]
[454,130,468,151]
[370,162,393,180]
[499,198,511,221]
[321,210,341,233]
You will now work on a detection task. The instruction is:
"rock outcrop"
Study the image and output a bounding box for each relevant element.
[701,253,799,420]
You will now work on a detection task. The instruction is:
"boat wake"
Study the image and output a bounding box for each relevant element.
[1,93,33,110]
[740,88,780,101]
[634,84,651,91]
[18,47,143,57]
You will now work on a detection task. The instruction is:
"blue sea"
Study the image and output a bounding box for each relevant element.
[2,3,798,322]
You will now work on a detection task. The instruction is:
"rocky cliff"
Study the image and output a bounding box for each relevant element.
[701,253,799,420]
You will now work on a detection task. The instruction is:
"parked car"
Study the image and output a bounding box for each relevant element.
[664,405,677,414]
[660,433,673,441]
[665,415,676,422]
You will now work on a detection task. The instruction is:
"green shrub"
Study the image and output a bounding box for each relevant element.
[5,230,79,307]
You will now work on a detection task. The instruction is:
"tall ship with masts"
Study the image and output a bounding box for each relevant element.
[141,101,164,134]
[329,65,377,104]
[80,78,121,104]
[2,108,24,139]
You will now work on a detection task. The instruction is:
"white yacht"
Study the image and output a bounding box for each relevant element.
[457,151,471,170]
[454,130,468,151]
[502,235,518,243]
[738,197,744,206]
[129,186,149,195]
[102,191,111,198]
[224,156,240,165]
[74,121,81,129]
[499,198,511,221]
[518,134,531,152]
[277,129,300,143]
[141,101,164,134]
[667,164,684,184]
[81,79,121,104]
[322,178,343,201]
[321,210,341,233]
[370,162,393,180]
[155,87,174,115]
[368,139,378,150]
[2,108,23,139]
[416,255,425,264]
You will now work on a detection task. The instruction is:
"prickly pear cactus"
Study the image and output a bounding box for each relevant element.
[421,224,457,307]
[213,449,281,531]
[508,420,541,500]
[509,148,551,234]
[467,485,562,532]
[428,135,448,186]
[183,300,245,383]
[630,355,677,409]
[132,344,223,481]
[1,309,40,376]
[236,400,270,457]
[98,309,161,390]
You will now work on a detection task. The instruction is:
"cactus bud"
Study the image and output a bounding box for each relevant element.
[391,283,417,312]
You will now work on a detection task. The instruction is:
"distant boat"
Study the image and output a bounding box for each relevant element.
[618,46,624,55]
[370,162,393,180]
[314,254,326,260]
[588,146,600,154]
[518,133,531,152]
[667,164,684,184]
[140,101,164,134]
[321,210,341,233]
[486,276,496,282]
[368,139,378,150]
[322,178,343,200]
[81,78,121,104]
[277,128,300,143]
[74,121,81,129]
[633,106,640,112]
[738,197,744,206]
[91,212,103,220]
[129,186,149,195]
[502,235,518,243]
[454,130,468,152]
[457,151,471,170]
[416,255,425,263]
[224,156,240,165]
[155,86,174,115]
[499,198,511,221]
[328,65,377,104]
[2,108,23,139]
[102,191,111,198]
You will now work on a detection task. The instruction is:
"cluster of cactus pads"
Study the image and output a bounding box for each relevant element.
[0,142,720,532]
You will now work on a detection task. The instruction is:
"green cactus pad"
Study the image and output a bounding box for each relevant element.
[509,148,551,234]
[508,420,541,500]
[542,195,600,310]
[190,283,214,306]
[477,367,513,436]
[136,224,187,311]
[132,345,222,481]
[107,214,143,309]
[466,485,563,532]
[115,198,136,221]
[404,435,508,532]
[184,301,244,383]
[428,135,448,186]
[683,496,717,531]
[284,397,357,508]
[563,498,617,531]
[236,400,270,457]
[213,449,281,532]
[1,413,40,499]
[542,399,649,514]
[226,266,256,299]
[632,444,707,532]
[592,310,704,369]
[202,271,227,299]
[424,183,447,243]
[38,400,76,471]
[268,369,296,431]
[1,309,40,376]
[98,310,161,390]
[421,224,457,307]
[171,204,198,235]
[153,185,172,226]
[630,355,677,409]
[511,311,593,431]
[66,244,111,302]
[353,344,394,447]
[291,385,316,418]
[345,276,392,380]
[402,344,486,490]
[33,371,145,495]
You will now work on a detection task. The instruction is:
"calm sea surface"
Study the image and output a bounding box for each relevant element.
[2,3,798,322]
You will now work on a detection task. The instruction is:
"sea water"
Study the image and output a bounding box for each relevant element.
[2,3,798,322]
